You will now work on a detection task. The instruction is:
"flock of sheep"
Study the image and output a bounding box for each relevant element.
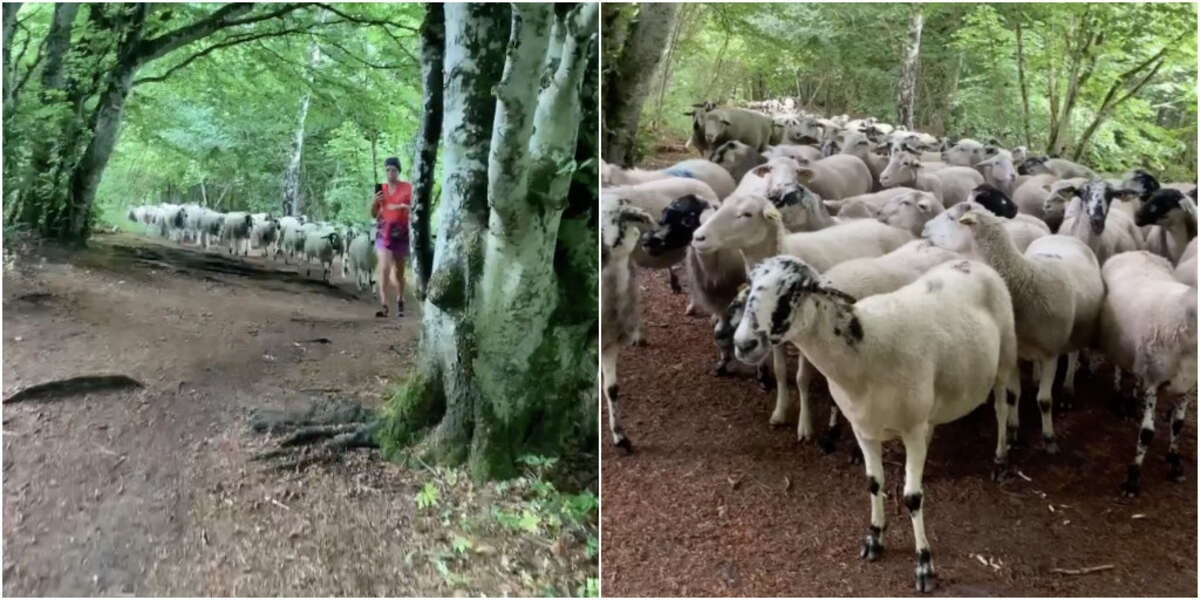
[600,98,1197,593]
[126,203,380,290]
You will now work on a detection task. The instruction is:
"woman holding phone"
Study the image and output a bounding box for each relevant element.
[370,156,412,318]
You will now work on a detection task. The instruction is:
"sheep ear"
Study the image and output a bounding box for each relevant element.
[752,165,772,178]
[1179,196,1197,220]
[958,211,979,226]
[620,206,656,231]
[762,204,782,222]
[822,199,843,212]
[794,167,815,183]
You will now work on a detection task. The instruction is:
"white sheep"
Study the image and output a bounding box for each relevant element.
[958,206,1104,453]
[879,150,984,207]
[733,255,1017,593]
[344,226,378,292]
[600,194,658,450]
[922,202,1050,259]
[220,212,254,256]
[1098,251,1197,496]
[602,177,720,301]
[302,226,343,281]
[1134,188,1196,265]
[692,195,912,435]
[1174,238,1196,287]
[601,157,736,199]
[1055,180,1142,264]
[876,190,944,237]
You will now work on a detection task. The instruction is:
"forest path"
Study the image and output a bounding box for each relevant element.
[1,231,436,595]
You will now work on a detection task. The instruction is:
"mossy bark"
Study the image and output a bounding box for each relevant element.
[380,3,598,480]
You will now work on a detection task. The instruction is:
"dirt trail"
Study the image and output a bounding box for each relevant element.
[1,232,425,595]
[601,267,1197,597]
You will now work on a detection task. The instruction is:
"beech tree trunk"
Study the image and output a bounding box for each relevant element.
[601,2,679,166]
[380,3,598,480]
[282,35,321,217]
[896,4,923,130]
[410,3,444,300]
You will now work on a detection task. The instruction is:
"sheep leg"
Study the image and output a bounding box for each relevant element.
[1036,358,1059,454]
[794,354,816,441]
[1166,396,1190,482]
[856,432,886,562]
[1060,351,1080,410]
[1121,381,1158,497]
[667,267,682,294]
[901,426,936,593]
[991,382,1011,481]
[819,398,842,454]
[602,345,631,451]
[768,347,793,428]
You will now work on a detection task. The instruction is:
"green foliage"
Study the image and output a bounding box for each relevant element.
[640,2,1196,178]
[415,480,440,510]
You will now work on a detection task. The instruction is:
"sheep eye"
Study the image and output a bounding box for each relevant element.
[738,212,752,218]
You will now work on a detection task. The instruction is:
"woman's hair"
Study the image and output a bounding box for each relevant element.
[384,156,401,170]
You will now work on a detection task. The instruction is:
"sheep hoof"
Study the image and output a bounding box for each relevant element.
[914,569,937,594]
[1120,465,1141,498]
[817,431,839,454]
[614,435,634,454]
[631,337,648,348]
[1042,437,1059,455]
[756,370,776,391]
[712,362,730,377]
[848,446,864,465]
[991,459,1009,482]
[796,422,814,441]
[768,412,789,427]
[1166,452,1185,482]
[684,302,697,316]
[860,535,883,561]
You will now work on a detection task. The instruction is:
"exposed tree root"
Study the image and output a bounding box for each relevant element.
[4,374,143,404]
[248,397,379,471]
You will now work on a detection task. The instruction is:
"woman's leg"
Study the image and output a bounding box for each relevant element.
[395,257,407,305]
[376,247,397,314]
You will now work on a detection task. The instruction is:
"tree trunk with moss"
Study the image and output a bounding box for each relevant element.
[600,2,679,167]
[410,3,444,300]
[380,3,598,480]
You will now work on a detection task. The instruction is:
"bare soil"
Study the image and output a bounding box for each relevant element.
[2,232,593,596]
[601,267,1197,597]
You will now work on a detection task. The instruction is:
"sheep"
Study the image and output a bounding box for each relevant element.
[218,212,253,256]
[940,138,989,167]
[1011,174,1060,224]
[786,239,962,450]
[975,153,1018,197]
[781,117,827,145]
[641,194,749,375]
[823,187,920,216]
[709,140,767,183]
[600,194,658,450]
[965,183,1019,218]
[836,198,880,220]
[1011,146,1028,165]
[1135,188,1197,264]
[686,101,715,155]
[1174,239,1196,286]
[344,227,378,292]
[788,153,873,200]
[600,157,736,199]
[249,214,280,257]
[1055,180,1143,264]
[958,206,1104,453]
[837,130,889,191]
[283,220,315,263]
[1018,155,1096,179]
[302,226,343,281]
[701,106,773,152]
[879,150,984,207]
[876,190,944,237]
[922,202,1050,259]
[275,216,306,261]
[1098,251,1198,496]
[601,177,721,297]
[763,144,822,164]
[1038,178,1090,231]
[692,195,912,434]
[732,255,1017,593]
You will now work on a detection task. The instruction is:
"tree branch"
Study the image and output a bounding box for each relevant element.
[312,3,418,32]
[132,26,320,86]
[135,3,307,66]
[312,33,415,70]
